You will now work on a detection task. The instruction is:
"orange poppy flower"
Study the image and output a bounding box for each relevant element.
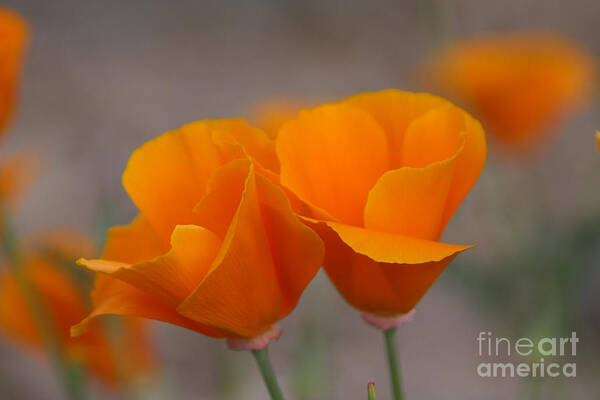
[429,33,595,152]
[0,232,153,385]
[73,119,324,342]
[0,7,28,136]
[276,89,486,318]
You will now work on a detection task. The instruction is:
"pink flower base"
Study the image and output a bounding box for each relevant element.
[227,324,282,351]
[361,309,416,330]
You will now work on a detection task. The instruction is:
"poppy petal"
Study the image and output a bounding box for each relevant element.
[310,219,472,264]
[193,159,250,238]
[75,211,221,337]
[179,164,323,338]
[178,165,281,337]
[277,103,389,225]
[341,89,450,168]
[400,104,486,236]
[122,122,226,240]
[401,105,465,168]
[77,225,221,308]
[439,111,486,234]
[364,140,464,241]
[208,119,279,173]
[306,220,468,314]
[103,214,169,264]
[253,171,324,316]
[71,275,221,337]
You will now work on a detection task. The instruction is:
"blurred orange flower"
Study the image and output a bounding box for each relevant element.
[429,33,595,152]
[596,131,600,152]
[74,119,324,341]
[250,99,313,140]
[0,232,153,385]
[0,152,33,208]
[0,152,35,238]
[276,89,486,318]
[0,7,28,136]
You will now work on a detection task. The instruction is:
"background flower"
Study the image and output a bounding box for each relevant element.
[428,33,596,153]
[0,232,153,385]
[0,151,34,210]
[249,99,317,140]
[0,6,28,137]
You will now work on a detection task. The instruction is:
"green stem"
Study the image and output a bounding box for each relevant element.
[528,377,541,400]
[1,204,87,400]
[384,328,405,400]
[251,348,285,400]
[368,382,378,400]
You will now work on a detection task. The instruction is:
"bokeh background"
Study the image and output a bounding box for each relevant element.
[0,0,599,399]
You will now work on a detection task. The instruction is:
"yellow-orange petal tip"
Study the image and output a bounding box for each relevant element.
[70,319,89,338]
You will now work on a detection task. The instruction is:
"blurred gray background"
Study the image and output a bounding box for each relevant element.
[0,0,599,399]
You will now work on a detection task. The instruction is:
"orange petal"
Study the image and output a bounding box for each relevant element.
[397,104,486,237]
[364,114,466,241]
[122,122,227,240]
[103,214,169,263]
[0,7,29,135]
[75,211,221,337]
[277,103,389,225]
[77,225,221,308]
[252,170,324,315]
[439,111,486,233]
[314,220,472,264]
[0,255,88,348]
[72,274,221,338]
[178,165,323,338]
[193,159,250,238]
[207,119,279,173]
[306,220,470,315]
[363,164,456,241]
[0,152,35,206]
[401,105,465,168]
[341,89,450,168]
[596,131,600,152]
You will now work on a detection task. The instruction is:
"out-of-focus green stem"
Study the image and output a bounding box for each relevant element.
[368,382,378,400]
[528,377,541,400]
[0,203,87,400]
[384,328,405,400]
[251,347,285,400]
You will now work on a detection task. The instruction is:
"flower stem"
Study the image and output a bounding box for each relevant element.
[368,382,378,400]
[251,347,285,400]
[384,328,405,400]
[0,203,87,400]
[528,377,541,400]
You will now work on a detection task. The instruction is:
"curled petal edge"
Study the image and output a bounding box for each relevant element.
[303,218,475,265]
